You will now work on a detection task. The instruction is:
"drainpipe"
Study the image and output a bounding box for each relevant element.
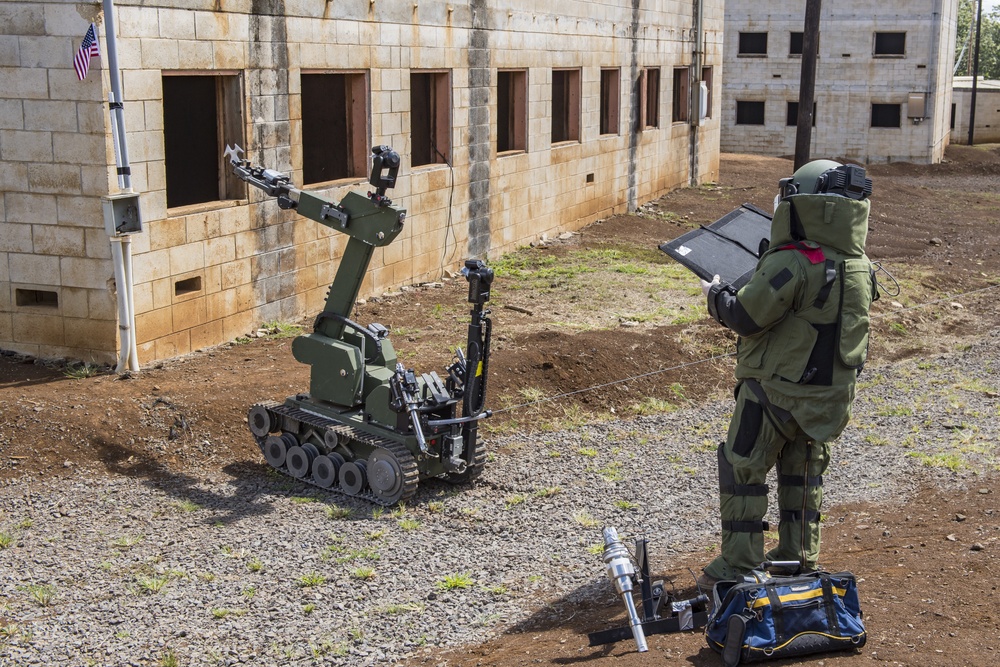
[103,0,140,373]
[689,0,705,186]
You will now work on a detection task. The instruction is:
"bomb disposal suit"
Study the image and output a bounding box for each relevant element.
[702,160,878,580]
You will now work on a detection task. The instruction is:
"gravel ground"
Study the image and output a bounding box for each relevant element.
[1,330,998,667]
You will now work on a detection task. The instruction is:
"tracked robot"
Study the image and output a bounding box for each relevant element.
[225,144,493,505]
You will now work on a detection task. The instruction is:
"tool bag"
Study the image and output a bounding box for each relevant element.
[705,570,866,666]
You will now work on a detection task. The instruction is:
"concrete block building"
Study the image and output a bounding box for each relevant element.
[951,76,1000,144]
[0,0,723,364]
[722,0,957,164]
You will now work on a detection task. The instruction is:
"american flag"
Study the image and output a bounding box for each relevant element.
[74,23,100,81]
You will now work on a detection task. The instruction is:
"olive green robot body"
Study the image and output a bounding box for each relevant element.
[704,163,877,579]
[229,146,493,505]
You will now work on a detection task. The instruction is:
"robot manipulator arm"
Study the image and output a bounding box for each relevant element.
[224,144,298,210]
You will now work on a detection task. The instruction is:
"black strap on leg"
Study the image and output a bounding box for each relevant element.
[778,473,824,488]
[743,378,793,425]
[779,509,822,523]
[720,483,769,496]
[722,519,770,533]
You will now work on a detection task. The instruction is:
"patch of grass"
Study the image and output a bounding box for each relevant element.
[484,584,509,595]
[534,486,562,498]
[587,543,605,555]
[518,386,547,404]
[0,532,14,549]
[613,499,639,510]
[577,447,599,457]
[159,650,180,667]
[64,362,103,379]
[504,494,528,509]
[291,496,317,504]
[242,585,257,600]
[325,505,353,520]
[174,499,200,513]
[366,528,387,540]
[260,320,303,339]
[296,572,327,588]
[351,567,377,581]
[26,583,56,607]
[137,575,170,594]
[211,608,232,619]
[437,572,474,591]
[15,518,32,530]
[596,462,626,482]
[864,434,891,447]
[629,397,677,416]
[113,534,144,549]
[247,558,264,573]
[427,501,445,513]
[383,601,425,614]
[907,451,963,471]
[398,517,421,532]
[302,603,316,615]
[573,511,600,528]
[334,547,379,564]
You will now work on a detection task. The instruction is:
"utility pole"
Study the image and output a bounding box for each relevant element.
[969,0,983,145]
[794,0,822,170]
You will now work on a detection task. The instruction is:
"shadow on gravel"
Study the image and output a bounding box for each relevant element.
[91,437,280,524]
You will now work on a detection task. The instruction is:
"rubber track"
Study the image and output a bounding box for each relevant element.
[254,402,419,506]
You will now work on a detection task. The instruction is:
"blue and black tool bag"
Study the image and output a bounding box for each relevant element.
[705,570,866,665]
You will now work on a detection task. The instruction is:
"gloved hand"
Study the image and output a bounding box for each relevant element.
[700,274,721,297]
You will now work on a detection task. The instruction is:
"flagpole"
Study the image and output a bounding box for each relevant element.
[101,0,140,373]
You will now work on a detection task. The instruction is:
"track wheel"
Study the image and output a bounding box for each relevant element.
[339,460,368,496]
[264,433,296,468]
[312,452,344,489]
[248,405,274,438]
[368,446,417,505]
[286,442,317,479]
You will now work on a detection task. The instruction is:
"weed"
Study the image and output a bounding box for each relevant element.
[113,534,144,549]
[383,602,424,614]
[484,584,509,595]
[15,518,32,530]
[864,434,890,447]
[389,503,408,518]
[159,650,180,667]
[325,505,353,520]
[398,517,421,532]
[587,543,604,555]
[27,583,55,607]
[630,397,677,416]
[197,572,216,582]
[0,532,13,549]
[247,558,264,573]
[597,462,625,482]
[437,572,474,591]
[577,446,599,457]
[260,320,303,339]
[296,572,327,588]
[907,451,963,471]
[613,499,639,510]
[351,567,377,580]
[534,486,562,498]
[303,603,316,615]
[211,608,231,619]
[366,528,387,540]
[174,499,200,513]
[242,586,257,600]
[291,496,317,504]
[334,547,379,564]
[518,386,547,404]
[504,494,528,509]
[64,362,103,379]
[573,511,600,528]
[137,575,170,594]
[234,335,253,345]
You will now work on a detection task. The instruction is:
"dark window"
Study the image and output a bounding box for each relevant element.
[497,69,527,152]
[641,67,660,129]
[874,32,906,56]
[410,71,451,167]
[736,100,765,125]
[672,67,689,123]
[951,103,956,130]
[871,103,902,128]
[600,69,620,135]
[786,101,817,126]
[552,69,581,143]
[701,66,713,119]
[174,276,203,297]
[162,74,245,208]
[15,289,58,308]
[301,73,368,184]
[789,32,804,55]
[738,32,768,56]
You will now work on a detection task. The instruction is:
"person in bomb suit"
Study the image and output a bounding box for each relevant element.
[697,160,878,585]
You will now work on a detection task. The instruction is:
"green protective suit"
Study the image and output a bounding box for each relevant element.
[703,194,877,579]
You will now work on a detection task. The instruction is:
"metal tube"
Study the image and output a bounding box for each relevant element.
[102,0,131,190]
[602,527,648,652]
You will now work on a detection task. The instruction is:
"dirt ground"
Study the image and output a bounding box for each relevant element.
[2,147,1000,665]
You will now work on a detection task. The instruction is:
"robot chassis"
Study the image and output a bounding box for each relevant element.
[226,144,494,506]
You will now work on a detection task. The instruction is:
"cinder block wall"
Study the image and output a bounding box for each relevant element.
[951,83,1000,144]
[721,0,956,164]
[1,0,723,364]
